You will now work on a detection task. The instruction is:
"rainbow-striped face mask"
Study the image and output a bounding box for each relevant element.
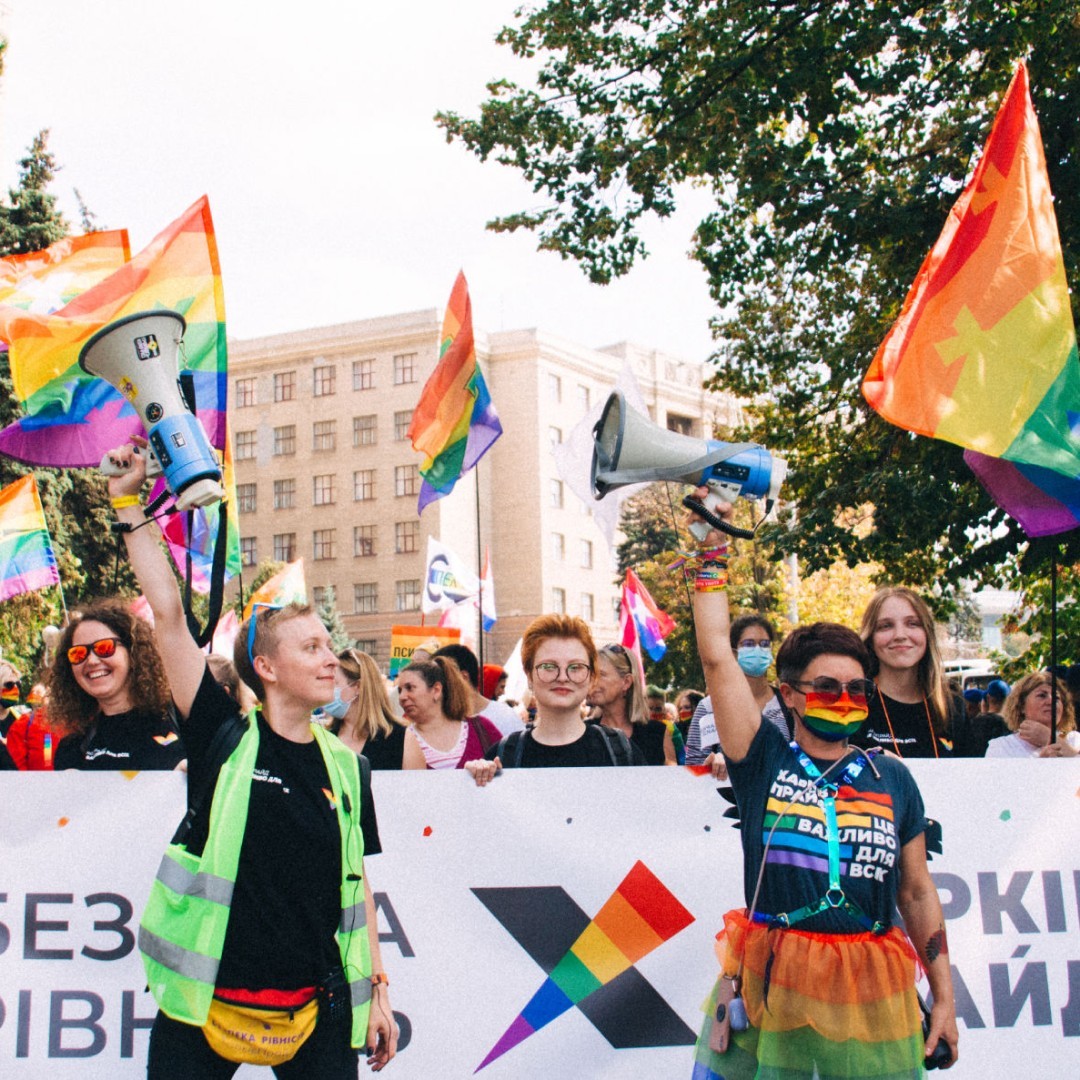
[794,677,873,742]
[1,679,22,706]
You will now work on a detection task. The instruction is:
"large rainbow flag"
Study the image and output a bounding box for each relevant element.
[0,196,227,468]
[0,229,130,311]
[407,271,502,513]
[863,63,1080,521]
[0,474,61,602]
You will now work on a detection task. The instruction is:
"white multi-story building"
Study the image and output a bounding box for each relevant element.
[228,308,740,669]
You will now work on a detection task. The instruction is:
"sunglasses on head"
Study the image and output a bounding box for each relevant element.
[246,603,284,667]
[67,638,123,666]
[791,677,875,705]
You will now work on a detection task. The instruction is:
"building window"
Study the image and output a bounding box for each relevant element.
[394,465,419,497]
[313,528,336,561]
[552,587,566,615]
[353,415,377,447]
[312,585,327,609]
[274,371,296,402]
[354,525,376,557]
[313,420,336,451]
[273,533,297,562]
[235,430,256,460]
[393,353,417,385]
[548,426,562,448]
[550,479,564,508]
[312,364,336,397]
[240,537,257,566]
[274,478,296,510]
[548,373,561,402]
[581,592,594,621]
[577,384,591,413]
[551,532,565,561]
[395,520,419,554]
[235,378,256,408]
[237,483,257,514]
[313,474,336,506]
[354,582,378,614]
[394,410,413,441]
[353,358,375,390]
[273,425,296,456]
[395,579,421,612]
[354,469,375,501]
[667,413,694,436]
[355,638,378,655]
[580,539,593,569]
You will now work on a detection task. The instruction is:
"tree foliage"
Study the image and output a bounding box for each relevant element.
[317,585,352,652]
[438,1,1080,618]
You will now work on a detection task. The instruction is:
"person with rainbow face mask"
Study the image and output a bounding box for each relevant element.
[686,490,958,1080]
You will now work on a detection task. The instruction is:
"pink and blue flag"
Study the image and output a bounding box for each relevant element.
[620,568,674,662]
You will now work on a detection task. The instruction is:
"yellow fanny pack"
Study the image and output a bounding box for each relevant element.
[203,994,319,1066]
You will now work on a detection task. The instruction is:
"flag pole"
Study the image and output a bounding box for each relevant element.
[475,463,484,671]
[1050,543,1059,745]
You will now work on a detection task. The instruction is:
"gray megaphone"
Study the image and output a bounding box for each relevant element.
[80,310,225,511]
[591,390,787,539]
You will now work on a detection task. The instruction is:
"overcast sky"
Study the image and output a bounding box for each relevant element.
[0,0,720,361]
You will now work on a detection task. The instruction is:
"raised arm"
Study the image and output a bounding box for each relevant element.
[688,490,761,763]
[106,438,206,717]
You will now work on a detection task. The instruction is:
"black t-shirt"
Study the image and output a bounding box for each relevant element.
[632,720,669,765]
[183,668,380,991]
[53,708,185,770]
[858,689,954,758]
[359,721,407,770]
[0,738,15,770]
[485,723,646,767]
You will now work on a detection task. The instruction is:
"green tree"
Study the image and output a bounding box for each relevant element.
[615,483,684,571]
[437,0,1080,609]
[317,585,352,652]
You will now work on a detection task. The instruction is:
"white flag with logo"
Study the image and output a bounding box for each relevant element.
[422,536,479,615]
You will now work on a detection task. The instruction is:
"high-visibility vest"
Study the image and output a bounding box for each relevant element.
[138,716,372,1046]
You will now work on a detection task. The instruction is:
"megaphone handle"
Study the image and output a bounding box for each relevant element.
[99,446,163,478]
[682,495,757,541]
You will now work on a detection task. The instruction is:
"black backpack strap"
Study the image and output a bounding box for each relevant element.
[598,725,634,766]
[495,724,534,769]
[172,713,246,848]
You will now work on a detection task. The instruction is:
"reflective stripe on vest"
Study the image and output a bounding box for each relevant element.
[140,714,372,1045]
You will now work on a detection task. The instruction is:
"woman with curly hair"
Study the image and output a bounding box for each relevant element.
[322,648,407,770]
[49,598,184,770]
[986,671,1080,758]
[857,587,961,758]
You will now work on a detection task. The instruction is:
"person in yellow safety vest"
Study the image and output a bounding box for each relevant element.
[107,437,397,1077]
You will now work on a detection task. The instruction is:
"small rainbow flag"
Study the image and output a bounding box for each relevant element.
[0,196,227,468]
[242,559,307,621]
[476,861,693,1071]
[0,229,130,312]
[0,475,61,603]
[407,271,502,513]
[863,62,1080,488]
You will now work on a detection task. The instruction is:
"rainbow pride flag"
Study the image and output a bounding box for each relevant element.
[863,63,1080,487]
[0,230,130,312]
[476,861,694,1071]
[0,475,61,602]
[242,559,307,621]
[0,196,227,467]
[407,271,502,513]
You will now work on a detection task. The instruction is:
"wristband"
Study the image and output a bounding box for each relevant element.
[110,494,142,511]
[370,972,389,988]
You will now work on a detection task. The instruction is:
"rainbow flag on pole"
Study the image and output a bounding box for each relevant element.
[408,271,502,513]
[0,196,227,468]
[0,475,61,602]
[863,63,1080,507]
[620,567,675,663]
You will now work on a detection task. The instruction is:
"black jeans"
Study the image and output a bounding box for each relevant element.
[147,1009,358,1080]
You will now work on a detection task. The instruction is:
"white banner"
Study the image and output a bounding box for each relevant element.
[422,535,479,615]
[1,763,1078,1078]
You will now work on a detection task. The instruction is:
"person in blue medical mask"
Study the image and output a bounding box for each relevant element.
[320,649,408,771]
[686,614,791,778]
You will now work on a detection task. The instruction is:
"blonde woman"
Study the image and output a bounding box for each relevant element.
[324,649,407,770]
[986,672,1080,758]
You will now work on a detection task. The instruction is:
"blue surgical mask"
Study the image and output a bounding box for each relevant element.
[737,645,772,678]
[318,687,352,720]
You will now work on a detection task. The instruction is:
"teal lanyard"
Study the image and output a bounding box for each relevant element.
[756,744,888,936]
